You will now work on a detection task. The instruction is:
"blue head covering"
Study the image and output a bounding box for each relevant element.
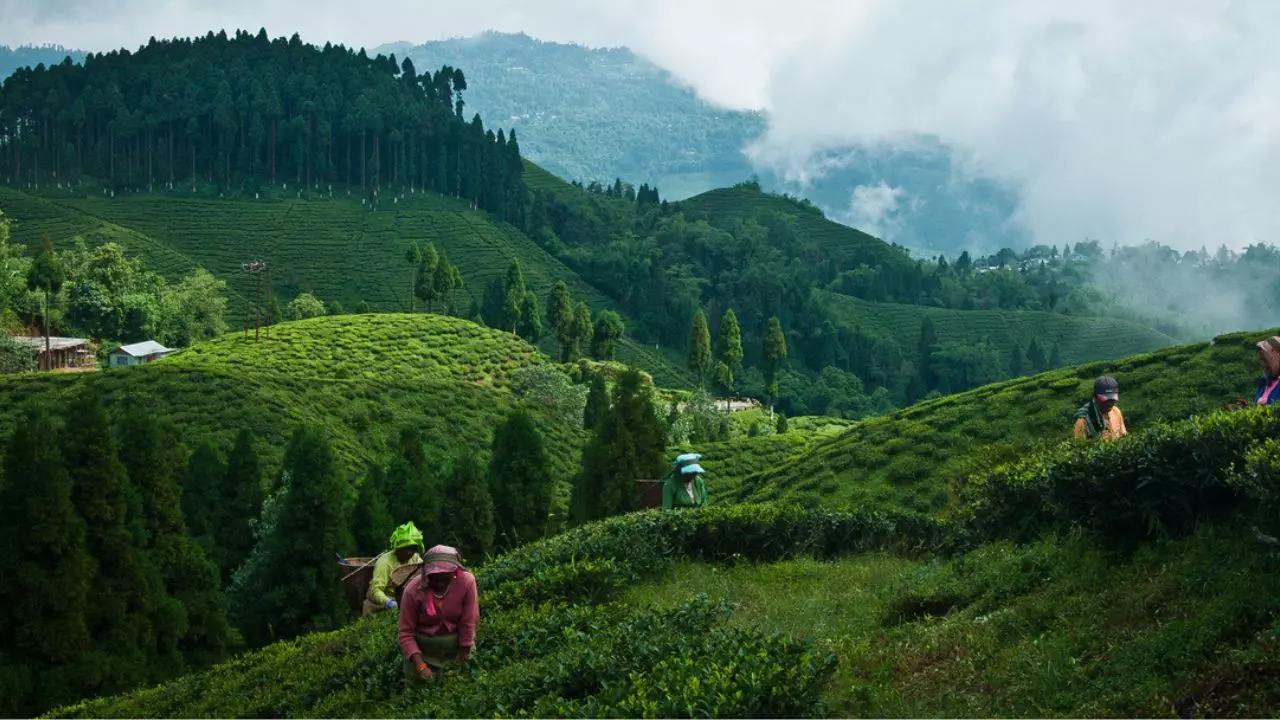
[679,463,705,476]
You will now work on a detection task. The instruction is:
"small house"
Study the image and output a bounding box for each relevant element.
[10,335,94,371]
[109,340,173,367]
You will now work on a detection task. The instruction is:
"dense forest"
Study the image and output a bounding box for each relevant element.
[0,30,525,222]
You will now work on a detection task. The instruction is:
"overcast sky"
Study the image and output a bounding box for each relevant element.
[2,0,1278,250]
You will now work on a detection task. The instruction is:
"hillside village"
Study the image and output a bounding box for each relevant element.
[1,24,1280,720]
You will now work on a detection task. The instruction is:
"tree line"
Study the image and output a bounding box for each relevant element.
[0,212,228,371]
[0,30,527,223]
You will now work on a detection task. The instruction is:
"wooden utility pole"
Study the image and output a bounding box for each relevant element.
[241,260,268,342]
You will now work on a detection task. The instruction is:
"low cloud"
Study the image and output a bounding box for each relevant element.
[4,1,1280,251]
[844,182,912,242]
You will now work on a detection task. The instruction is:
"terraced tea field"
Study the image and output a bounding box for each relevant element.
[0,186,692,387]
[817,289,1179,369]
[721,327,1274,513]
[0,314,587,488]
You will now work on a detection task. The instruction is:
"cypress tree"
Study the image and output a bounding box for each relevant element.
[516,291,542,343]
[117,411,229,672]
[442,451,495,561]
[0,405,93,718]
[717,309,743,403]
[547,280,574,361]
[182,440,225,549]
[1027,338,1047,372]
[502,259,527,333]
[584,372,611,430]
[688,309,712,386]
[1049,343,1062,369]
[415,243,441,312]
[488,408,553,549]
[384,427,442,540]
[481,276,506,329]
[570,301,592,362]
[433,250,462,316]
[575,369,665,521]
[219,428,264,581]
[405,240,422,312]
[231,425,355,648]
[352,463,395,554]
[63,389,159,697]
[763,316,788,403]
[591,310,625,360]
[1009,342,1025,376]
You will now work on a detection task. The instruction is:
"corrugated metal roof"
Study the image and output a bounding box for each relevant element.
[113,340,172,357]
[9,336,89,351]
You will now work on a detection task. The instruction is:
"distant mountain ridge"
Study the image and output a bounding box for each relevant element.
[377,32,1027,256]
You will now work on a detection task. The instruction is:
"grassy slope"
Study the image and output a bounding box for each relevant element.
[714,327,1276,513]
[0,314,583,485]
[817,288,1178,367]
[630,525,1280,717]
[0,184,692,388]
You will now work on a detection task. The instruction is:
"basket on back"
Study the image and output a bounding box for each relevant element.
[338,556,375,614]
[390,562,423,601]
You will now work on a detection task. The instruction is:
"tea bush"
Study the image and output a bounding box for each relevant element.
[958,404,1280,547]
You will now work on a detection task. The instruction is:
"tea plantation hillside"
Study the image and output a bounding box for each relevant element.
[818,288,1178,369]
[57,396,1280,717]
[0,185,692,388]
[0,314,584,485]
[716,327,1278,512]
[677,184,919,282]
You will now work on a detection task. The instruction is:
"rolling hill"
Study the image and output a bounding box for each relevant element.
[0,314,585,491]
[710,326,1275,513]
[816,288,1179,368]
[0,185,693,387]
[53,342,1280,716]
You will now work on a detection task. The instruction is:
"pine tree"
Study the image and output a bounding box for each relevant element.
[63,389,159,696]
[441,450,495,561]
[405,240,421,312]
[502,259,527,333]
[584,372,611,430]
[776,412,789,434]
[575,369,665,521]
[25,237,64,363]
[0,405,93,718]
[352,463,395,554]
[231,425,355,648]
[1027,338,1047,372]
[1009,342,1025,376]
[591,310,625,360]
[763,316,788,403]
[488,408,553,549]
[1049,343,1062,369]
[688,309,712,386]
[547,280,574,361]
[219,428,263,582]
[117,410,229,672]
[570,301,592,361]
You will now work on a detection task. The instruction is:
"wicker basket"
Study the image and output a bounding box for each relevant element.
[390,562,423,601]
[338,556,375,613]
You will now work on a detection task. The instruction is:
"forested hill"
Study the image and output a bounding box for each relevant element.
[0,45,85,81]
[0,29,525,224]
[378,32,762,199]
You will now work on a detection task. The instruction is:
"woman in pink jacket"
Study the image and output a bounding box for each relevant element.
[397,545,478,682]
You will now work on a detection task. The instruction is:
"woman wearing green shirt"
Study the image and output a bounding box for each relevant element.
[662,454,708,509]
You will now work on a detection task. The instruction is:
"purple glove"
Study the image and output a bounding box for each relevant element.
[385,598,398,610]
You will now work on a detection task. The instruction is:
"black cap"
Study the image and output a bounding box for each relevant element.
[1093,375,1119,401]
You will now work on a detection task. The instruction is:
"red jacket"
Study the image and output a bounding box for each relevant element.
[397,569,479,659]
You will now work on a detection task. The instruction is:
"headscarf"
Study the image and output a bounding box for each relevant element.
[1256,336,1280,377]
[419,544,464,617]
